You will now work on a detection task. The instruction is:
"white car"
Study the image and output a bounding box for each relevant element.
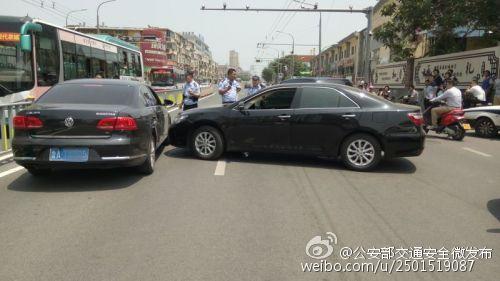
[464,105,500,137]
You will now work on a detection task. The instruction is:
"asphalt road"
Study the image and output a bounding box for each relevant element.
[0,91,499,281]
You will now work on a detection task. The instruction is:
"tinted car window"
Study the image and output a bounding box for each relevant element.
[299,87,340,108]
[245,88,296,110]
[37,84,137,105]
[141,86,159,107]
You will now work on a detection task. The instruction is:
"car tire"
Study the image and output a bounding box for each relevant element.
[475,117,497,138]
[191,126,224,160]
[137,136,156,175]
[26,166,51,176]
[340,133,382,171]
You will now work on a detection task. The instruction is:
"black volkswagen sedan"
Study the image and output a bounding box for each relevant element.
[168,83,425,171]
[12,79,173,175]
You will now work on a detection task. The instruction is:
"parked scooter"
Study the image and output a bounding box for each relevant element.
[422,101,468,140]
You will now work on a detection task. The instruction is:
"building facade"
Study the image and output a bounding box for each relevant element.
[229,50,239,68]
[70,26,218,82]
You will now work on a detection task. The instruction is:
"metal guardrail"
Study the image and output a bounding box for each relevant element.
[0,101,33,152]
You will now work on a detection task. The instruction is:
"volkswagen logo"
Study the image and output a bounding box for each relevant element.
[64,117,74,128]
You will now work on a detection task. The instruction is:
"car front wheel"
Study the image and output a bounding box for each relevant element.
[341,134,382,171]
[191,126,224,160]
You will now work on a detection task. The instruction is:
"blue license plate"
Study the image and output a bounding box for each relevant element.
[49,148,89,162]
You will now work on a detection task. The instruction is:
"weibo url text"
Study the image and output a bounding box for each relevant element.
[301,259,475,273]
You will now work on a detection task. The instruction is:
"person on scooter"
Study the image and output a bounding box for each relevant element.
[463,78,486,108]
[428,78,462,130]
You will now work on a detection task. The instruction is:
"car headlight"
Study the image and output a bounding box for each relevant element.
[173,114,189,124]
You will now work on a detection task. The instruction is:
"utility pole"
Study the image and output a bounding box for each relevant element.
[277,31,295,78]
[319,12,322,76]
[97,0,116,34]
[66,9,87,27]
[201,4,372,82]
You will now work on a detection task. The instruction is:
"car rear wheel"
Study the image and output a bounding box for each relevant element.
[191,126,224,160]
[137,137,156,175]
[341,134,381,171]
[475,117,497,138]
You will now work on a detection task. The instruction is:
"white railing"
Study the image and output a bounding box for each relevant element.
[0,102,32,152]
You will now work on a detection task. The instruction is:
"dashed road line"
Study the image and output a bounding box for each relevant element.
[0,153,13,162]
[214,160,226,176]
[0,166,25,178]
[462,147,492,157]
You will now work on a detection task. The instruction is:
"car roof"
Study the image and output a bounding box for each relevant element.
[60,79,142,86]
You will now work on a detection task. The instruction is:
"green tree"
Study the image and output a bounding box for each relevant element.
[261,67,274,83]
[373,0,499,61]
[261,55,310,83]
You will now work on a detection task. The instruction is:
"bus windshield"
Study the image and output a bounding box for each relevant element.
[0,24,34,96]
[150,69,174,87]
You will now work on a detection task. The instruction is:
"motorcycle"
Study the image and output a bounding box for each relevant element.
[422,100,469,141]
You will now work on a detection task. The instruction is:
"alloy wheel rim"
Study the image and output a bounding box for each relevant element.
[347,139,375,167]
[149,140,155,168]
[478,120,494,136]
[195,131,217,156]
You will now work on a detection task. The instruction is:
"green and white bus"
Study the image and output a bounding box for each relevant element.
[0,16,144,103]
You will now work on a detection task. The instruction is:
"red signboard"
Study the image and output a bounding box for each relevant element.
[140,29,167,68]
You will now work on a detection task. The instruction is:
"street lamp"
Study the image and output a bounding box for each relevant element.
[277,31,295,77]
[66,9,87,27]
[97,0,117,34]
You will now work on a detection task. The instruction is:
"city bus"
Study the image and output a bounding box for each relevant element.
[0,15,144,103]
[149,66,185,93]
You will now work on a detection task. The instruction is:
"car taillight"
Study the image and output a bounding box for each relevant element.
[97,117,137,131]
[407,112,423,126]
[13,116,43,129]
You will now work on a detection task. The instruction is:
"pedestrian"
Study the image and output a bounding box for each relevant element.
[180,70,201,111]
[481,70,494,103]
[494,78,500,105]
[463,78,486,108]
[246,75,264,97]
[431,69,443,88]
[218,68,241,105]
[407,84,419,105]
[383,85,391,100]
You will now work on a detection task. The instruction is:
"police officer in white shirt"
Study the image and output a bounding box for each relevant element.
[246,75,264,97]
[464,78,486,108]
[180,70,201,111]
[218,68,241,105]
[429,78,463,129]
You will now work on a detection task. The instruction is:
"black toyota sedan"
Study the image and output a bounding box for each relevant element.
[168,83,425,171]
[12,79,173,175]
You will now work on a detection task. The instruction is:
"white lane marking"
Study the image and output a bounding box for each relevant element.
[214,160,226,176]
[462,147,492,157]
[167,92,216,113]
[0,153,13,162]
[0,166,25,178]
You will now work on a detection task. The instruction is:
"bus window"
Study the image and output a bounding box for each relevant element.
[131,53,136,77]
[91,47,105,78]
[105,51,118,78]
[135,55,142,77]
[61,40,77,80]
[35,24,60,86]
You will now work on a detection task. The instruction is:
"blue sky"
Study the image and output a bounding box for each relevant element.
[5,0,377,71]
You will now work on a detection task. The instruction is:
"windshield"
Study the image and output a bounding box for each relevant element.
[0,25,34,95]
[150,70,174,86]
[37,83,137,106]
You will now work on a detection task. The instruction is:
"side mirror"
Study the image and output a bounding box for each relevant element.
[20,35,32,52]
[163,99,174,106]
[236,101,245,111]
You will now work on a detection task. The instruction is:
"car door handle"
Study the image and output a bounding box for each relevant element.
[342,114,356,118]
[277,114,291,119]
